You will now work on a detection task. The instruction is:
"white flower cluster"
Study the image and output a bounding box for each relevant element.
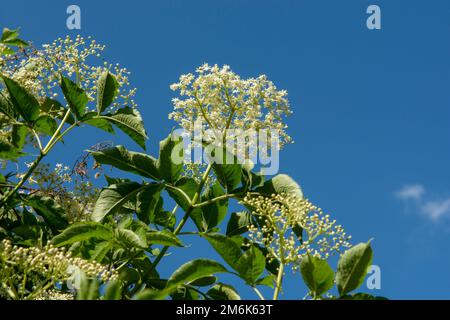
[0,35,138,111]
[242,193,352,266]
[0,239,117,299]
[34,290,74,300]
[169,64,293,148]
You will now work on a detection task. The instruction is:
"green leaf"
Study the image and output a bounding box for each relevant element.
[1,28,28,47]
[96,70,118,114]
[201,182,228,230]
[0,91,18,119]
[167,259,228,289]
[209,147,242,191]
[156,133,184,183]
[300,255,335,297]
[234,245,266,284]
[255,174,303,198]
[0,138,25,159]
[255,275,275,288]
[60,75,88,119]
[166,177,197,211]
[100,107,147,150]
[11,125,27,149]
[33,114,57,135]
[82,113,115,134]
[51,222,112,247]
[1,75,40,122]
[26,195,68,232]
[147,230,183,247]
[166,177,207,231]
[226,211,253,236]
[104,281,122,300]
[114,228,147,249]
[202,233,242,270]
[154,210,175,230]
[204,234,265,284]
[136,184,164,224]
[207,283,241,300]
[339,293,388,300]
[189,276,217,287]
[92,182,146,222]
[90,146,160,180]
[138,259,228,300]
[90,241,113,263]
[336,241,373,296]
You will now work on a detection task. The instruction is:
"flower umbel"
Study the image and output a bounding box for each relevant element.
[170,63,293,147]
[0,239,117,300]
[242,193,352,268]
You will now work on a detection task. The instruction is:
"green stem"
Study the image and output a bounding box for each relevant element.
[273,262,284,300]
[0,109,73,209]
[149,163,213,273]
[253,286,265,300]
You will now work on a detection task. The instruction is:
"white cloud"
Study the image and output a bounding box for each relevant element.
[395,184,450,222]
[422,199,450,221]
[395,184,425,201]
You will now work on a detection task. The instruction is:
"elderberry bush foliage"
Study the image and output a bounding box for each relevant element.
[0,28,385,300]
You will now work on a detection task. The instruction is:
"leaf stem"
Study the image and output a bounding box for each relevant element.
[253,286,265,300]
[148,163,213,272]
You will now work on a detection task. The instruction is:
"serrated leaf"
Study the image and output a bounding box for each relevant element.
[82,113,115,134]
[336,241,373,296]
[92,182,146,222]
[255,174,303,198]
[33,114,57,135]
[114,228,147,249]
[97,70,118,114]
[202,233,242,270]
[201,182,228,230]
[90,241,113,263]
[0,91,18,119]
[52,222,112,247]
[1,75,40,122]
[90,146,160,180]
[26,195,68,232]
[226,211,253,236]
[11,125,27,149]
[167,259,228,289]
[255,275,275,288]
[234,245,266,284]
[100,107,147,150]
[156,133,184,183]
[209,147,242,191]
[0,138,25,159]
[300,255,334,297]
[166,177,207,231]
[60,75,88,119]
[136,184,164,224]
[147,230,183,247]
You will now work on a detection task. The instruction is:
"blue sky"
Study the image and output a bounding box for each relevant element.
[2,0,450,299]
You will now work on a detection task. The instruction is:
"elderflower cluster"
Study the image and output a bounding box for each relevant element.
[0,35,138,110]
[0,239,117,299]
[169,64,293,147]
[34,290,74,300]
[242,193,352,267]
